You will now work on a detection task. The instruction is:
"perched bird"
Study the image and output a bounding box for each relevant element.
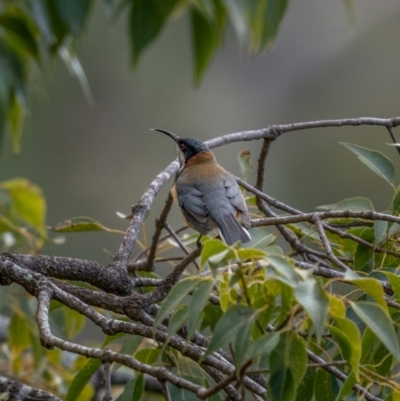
[153,129,251,245]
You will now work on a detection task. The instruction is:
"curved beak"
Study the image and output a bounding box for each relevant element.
[151,128,180,143]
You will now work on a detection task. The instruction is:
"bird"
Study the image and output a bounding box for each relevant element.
[153,129,251,245]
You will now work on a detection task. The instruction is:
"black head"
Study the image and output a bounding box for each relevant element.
[152,129,209,162]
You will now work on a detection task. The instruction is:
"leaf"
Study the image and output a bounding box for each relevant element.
[134,348,160,365]
[250,332,280,359]
[205,305,259,358]
[329,316,361,380]
[0,10,39,60]
[120,334,142,356]
[129,0,179,65]
[266,255,299,285]
[238,149,253,180]
[64,307,86,339]
[259,0,290,48]
[167,305,189,342]
[374,220,388,245]
[9,312,30,353]
[328,295,346,318]
[187,280,215,341]
[115,375,144,401]
[66,333,125,401]
[200,239,234,267]
[8,95,25,154]
[351,301,400,362]
[268,331,307,401]
[334,371,356,401]
[344,272,387,311]
[318,197,374,211]
[1,178,46,236]
[296,369,316,401]
[295,278,328,342]
[66,359,101,401]
[315,369,335,401]
[190,6,221,85]
[392,186,400,215]
[49,216,122,234]
[341,143,395,186]
[54,0,93,33]
[154,277,202,328]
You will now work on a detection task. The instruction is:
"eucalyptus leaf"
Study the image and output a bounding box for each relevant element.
[341,142,395,186]
[351,301,400,362]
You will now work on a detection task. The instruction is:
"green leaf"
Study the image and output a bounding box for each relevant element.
[295,278,328,342]
[154,277,203,328]
[49,216,121,233]
[54,0,93,33]
[334,371,356,401]
[266,255,299,285]
[2,178,46,236]
[328,316,361,380]
[238,149,253,180]
[167,305,189,341]
[392,186,400,215]
[66,333,125,401]
[120,334,142,356]
[374,220,388,245]
[190,6,221,85]
[0,10,39,60]
[115,375,144,401]
[200,239,234,267]
[134,348,160,365]
[187,280,215,341]
[250,332,280,359]
[315,369,335,401]
[205,305,258,358]
[296,369,316,401]
[66,359,101,401]
[64,307,86,339]
[341,143,395,187]
[9,312,31,353]
[260,0,289,48]
[268,331,307,401]
[129,0,179,65]
[344,272,387,311]
[8,95,25,154]
[351,301,400,362]
[318,196,375,211]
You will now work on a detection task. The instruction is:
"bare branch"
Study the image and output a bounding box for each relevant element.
[102,362,112,401]
[145,193,174,271]
[0,376,62,401]
[164,222,200,270]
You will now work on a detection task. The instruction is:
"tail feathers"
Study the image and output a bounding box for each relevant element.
[216,213,251,245]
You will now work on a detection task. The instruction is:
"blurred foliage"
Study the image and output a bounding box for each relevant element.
[0,0,355,153]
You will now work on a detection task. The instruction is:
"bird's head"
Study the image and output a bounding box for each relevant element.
[152,129,209,163]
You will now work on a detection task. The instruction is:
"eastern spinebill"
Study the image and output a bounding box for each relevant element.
[153,129,251,245]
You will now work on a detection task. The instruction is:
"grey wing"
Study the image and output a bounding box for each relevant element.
[177,186,213,235]
[224,179,251,228]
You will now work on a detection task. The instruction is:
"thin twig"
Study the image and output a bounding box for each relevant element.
[102,362,112,401]
[160,380,172,401]
[164,222,200,270]
[144,192,174,271]
[387,126,400,156]
[313,216,349,271]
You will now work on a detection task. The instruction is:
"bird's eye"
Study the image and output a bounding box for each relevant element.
[179,143,186,151]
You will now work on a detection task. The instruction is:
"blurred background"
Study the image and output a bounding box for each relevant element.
[1,0,400,266]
